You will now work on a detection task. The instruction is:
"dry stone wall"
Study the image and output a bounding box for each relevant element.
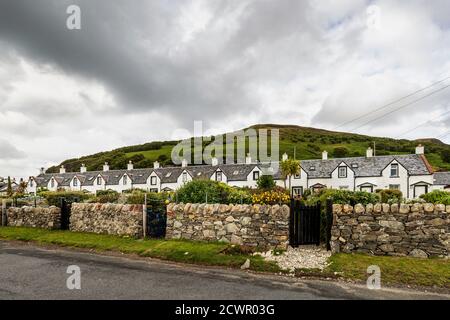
[166,203,290,249]
[7,206,61,229]
[331,203,450,258]
[70,203,143,237]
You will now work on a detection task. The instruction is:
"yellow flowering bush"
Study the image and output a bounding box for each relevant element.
[251,189,290,205]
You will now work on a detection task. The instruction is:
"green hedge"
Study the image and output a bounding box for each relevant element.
[420,190,450,205]
[39,191,92,206]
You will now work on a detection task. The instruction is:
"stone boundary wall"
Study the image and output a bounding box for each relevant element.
[70,203,144,237]
[331,203,450,258]
[166,203,290,249]
[7,206,61,229]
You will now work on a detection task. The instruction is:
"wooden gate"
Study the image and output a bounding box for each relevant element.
[289,199,321,246]
[146,199,167,238]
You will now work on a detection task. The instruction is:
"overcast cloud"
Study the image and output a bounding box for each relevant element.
[0,0,450,177]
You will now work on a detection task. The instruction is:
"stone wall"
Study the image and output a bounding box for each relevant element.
[331,203,450,258]
[166,203,290,249]
[70,203,143,237]
[7,206,61,229]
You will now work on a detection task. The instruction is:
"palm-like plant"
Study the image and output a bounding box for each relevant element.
[280,159,300,195]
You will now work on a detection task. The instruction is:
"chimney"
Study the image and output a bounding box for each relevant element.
[127,161,134,170]
[59,165,66,174]
[103,162,110,171]
[153,161,160,169]
[415,144,424,155]
[282,153,288,161]
[80,164,87,173]
[245,153,252,165]
[40,167,45,175]
[366,147,373,158]
[322,150,328,160]
[211,157,219,166]
[181,158,188,168]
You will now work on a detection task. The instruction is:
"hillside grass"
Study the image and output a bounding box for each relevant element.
[0,227,280,273]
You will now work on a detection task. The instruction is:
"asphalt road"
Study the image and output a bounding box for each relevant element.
[0,241,448,300]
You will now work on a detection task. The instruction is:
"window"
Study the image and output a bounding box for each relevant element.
[294,168,301,179]
[309,166,315,171]
[339,186,349,190]
[253,171,260,181]
[182,172,188,182]
[216,171,222,182]
[73,178,78,187]
[97,176,102,185]
[360,185,373,193]
[123,175,128,185]
[390,164,399,177]
[50,178,55,188]
[351,163,358,168]
[30,180,33,187]
[292,187,303,196]
[389,184,400,190]
[338,166,347,178]
[150,176,157,185]
[149,188,158,193]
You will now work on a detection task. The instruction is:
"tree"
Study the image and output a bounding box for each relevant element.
[257,175,276,190]
[280,159,300,195]
[441,149,450,163]
[6,176,13,197]
[333,147,349,158]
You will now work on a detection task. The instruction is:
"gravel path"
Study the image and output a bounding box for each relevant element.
[260,246,332,272]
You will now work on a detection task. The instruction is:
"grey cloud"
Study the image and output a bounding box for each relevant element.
[0,139,26,159]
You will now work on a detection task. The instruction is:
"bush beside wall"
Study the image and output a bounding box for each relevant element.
[331,203,450,258]
[166,203,290,249]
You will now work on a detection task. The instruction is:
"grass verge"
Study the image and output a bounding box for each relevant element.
[0,227,281,273]
[324,253,450,288]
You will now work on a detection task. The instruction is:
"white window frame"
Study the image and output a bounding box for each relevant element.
[150,176,157,185]
[253,171,260,181]
[123,175,128,185]
[390,164,399,177]
[97,176,102,185]
[338,166,347,178]
[216,171,222,182]
[182,172,188,183]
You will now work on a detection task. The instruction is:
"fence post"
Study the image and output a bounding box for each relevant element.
[143,193,147,238]
[289,198,295,247]
[1,199,7,226]
[326,198,333,251]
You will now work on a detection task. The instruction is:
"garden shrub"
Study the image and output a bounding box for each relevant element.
[95,189,120,203]
[251,189,290,205]
[227,188,252,204]
[176,180,230,204]
[376,189,403,204]
[420,190,450,205]
[256,175,276,190]
[39,191,92,206]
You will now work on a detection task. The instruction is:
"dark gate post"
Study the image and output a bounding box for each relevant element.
[1,199,7,227]
[326,198,333,251]
[289,198,295,247]
[316,202,321,246]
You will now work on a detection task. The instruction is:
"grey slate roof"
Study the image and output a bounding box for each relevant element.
[433,172,450,185]
[301,154,431,178]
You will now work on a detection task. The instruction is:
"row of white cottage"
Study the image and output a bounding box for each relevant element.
[27,145,450,199]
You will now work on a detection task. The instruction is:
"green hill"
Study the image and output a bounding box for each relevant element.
[46,124,450,173]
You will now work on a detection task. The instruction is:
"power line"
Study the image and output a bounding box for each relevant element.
[333,75,450,130]
[396,109,450,138]
[349,83,450,132]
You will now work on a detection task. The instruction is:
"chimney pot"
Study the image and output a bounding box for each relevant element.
[127,161,134,171]
[366,147,373,158]
[80,164,87,173]
[245,153,252,165]
[182,159,188,168]
[59,165,66,174]
[211,157,219,166]
[415,144,424,155]
[103,162,110,171]
[322,150,328,160]
[153,161,160,169]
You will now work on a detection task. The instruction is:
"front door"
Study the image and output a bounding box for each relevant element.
[414,185,428,198]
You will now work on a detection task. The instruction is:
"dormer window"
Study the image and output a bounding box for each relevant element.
[390,164,399,177]
[150,176,157,185]
[50,178,55,188]
[216,171,222,182]
[253,171,260,181]
[30,180,34,187]
[97,176,102,185]
[338,166,347,178]
[182,172,188,182]
[73,178,78,187]
[123,175,128,185]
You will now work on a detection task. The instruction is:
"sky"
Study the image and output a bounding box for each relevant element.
[1,0,450,177]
